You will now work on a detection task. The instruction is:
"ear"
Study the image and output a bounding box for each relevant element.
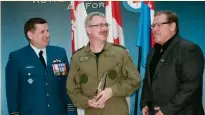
[86,26,91,35]
[27,31,33,40]
[170,22,176,31]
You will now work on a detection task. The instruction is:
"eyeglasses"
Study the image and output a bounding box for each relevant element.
[89,23,110,28]
[151,22,172,29]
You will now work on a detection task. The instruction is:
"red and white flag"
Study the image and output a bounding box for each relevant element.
[71,1,88,53]
[71,2,87,115]
[145,1,155,47]
[106,1,124,46]
[106,1,131,113]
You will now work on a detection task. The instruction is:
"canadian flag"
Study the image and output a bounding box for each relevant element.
[71,1,89,53]
[105,1,131,113]
[105,1,124,46]
[71,1,87,115]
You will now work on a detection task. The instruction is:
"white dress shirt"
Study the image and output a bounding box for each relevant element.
[30,44,47,65]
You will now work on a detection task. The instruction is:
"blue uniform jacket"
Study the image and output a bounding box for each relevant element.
[6,45,77,115]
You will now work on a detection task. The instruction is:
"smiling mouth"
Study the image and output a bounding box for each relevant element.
[154,33,160,36]
[101,32,107,35]
[43,37,49,41]
[43,39,48,42]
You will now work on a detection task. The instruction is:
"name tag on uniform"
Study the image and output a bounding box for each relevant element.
[79,56,90,62]
[25,66,34,69]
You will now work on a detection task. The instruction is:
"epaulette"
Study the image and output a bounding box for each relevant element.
[112,44,129,52]
[70,46,84,61]
[112,43,126,49]
[113,43,129,50]
[72,46,84,56]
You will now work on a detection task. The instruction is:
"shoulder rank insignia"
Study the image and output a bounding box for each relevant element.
[126,49,129,52]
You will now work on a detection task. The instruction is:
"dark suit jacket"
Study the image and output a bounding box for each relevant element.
[6,45,77,115]
[141,35,204,115]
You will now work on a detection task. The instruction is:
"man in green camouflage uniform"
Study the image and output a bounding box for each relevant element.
[66,12,141,115]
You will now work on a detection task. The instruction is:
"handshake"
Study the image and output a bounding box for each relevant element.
[88,87,113,108]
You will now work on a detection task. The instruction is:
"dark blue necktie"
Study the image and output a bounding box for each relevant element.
[39,50,46,68]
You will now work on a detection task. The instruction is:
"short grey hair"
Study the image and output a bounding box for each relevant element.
[84,12,105,27]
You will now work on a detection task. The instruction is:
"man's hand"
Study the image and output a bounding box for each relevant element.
[88,99,105,108]
[142,106,149,115]
[95,88,113,106]
[154,107,164,115]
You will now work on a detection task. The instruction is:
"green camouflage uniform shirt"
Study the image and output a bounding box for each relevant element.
[67,42,141,115]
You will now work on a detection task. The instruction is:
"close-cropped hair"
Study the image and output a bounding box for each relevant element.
[84,12,105,27]
[24,17,47,40]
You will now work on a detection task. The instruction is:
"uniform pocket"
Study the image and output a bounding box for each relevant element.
[20,68,40,86]
[107,61,121,80]
[105,62,123,87]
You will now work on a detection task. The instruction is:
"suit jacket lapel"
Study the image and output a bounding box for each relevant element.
[153,36,180,79]
[147,48,155,85]
[147,49,155,66]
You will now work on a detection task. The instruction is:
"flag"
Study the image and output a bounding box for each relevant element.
[105,1,124,45]
[71,1,88,115]
[136,1,154,115]
[106,1,135,114]
[136,1,155,67]
[71,1,88,53]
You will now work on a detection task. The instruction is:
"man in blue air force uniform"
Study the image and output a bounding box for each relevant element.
[5,18,77,115]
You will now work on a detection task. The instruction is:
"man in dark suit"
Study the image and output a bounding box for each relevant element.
[141,10,204,115]
[5,18,77,115]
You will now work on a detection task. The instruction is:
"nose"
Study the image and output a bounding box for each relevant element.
[151,28,159,36]
[151,25,159,32]
[45,31,50,37]
[102,24,109,30]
